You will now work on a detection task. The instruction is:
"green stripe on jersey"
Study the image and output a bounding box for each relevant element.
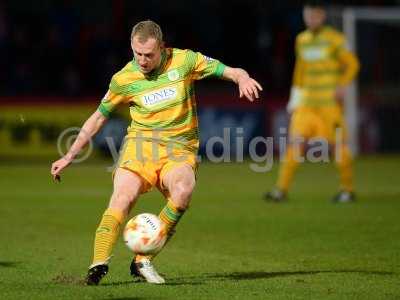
[112,73,183,97]
[98,103,111,118]
[184,51,198,74]
[132,107,195,129]
[303,83,337,90]
[169,127,199,142]
[215,63,226,77]
[302,97,336,107]
[305,69,339,76]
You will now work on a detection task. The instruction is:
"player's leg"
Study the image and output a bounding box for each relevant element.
[265,138,305,201]
[322,106,355,202]
[331,121,355,202]
[148,159,196,252]
[265,108,311,201]
[159,163,195,236]
[132,163,195,283]
[332,142,355,202]
[274,139,304,196]
[86,168,144,285]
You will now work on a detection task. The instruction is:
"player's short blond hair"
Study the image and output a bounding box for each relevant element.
[131,20,163,44]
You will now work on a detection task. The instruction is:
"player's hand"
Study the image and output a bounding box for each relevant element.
[238,76,263,102]
[51,156,72,182]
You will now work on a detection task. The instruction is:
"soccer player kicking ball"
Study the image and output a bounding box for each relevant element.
[51,20,262,285]
[265,1,359,203]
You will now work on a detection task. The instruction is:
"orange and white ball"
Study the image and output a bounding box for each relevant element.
[123,213,167,254]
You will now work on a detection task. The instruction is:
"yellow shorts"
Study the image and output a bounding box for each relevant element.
[115,138,197,193]
[289,105,347,144]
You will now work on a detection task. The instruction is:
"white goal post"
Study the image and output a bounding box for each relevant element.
[330,7,400,155]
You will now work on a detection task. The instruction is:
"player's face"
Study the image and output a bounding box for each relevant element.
[303,6,326,32]
[131,36,163,74]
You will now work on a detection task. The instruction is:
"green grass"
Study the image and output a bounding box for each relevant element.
[1,156,400,299]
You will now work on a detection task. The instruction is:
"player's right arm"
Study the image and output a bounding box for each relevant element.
[51,74,128,180]
[287,36,305,113]
[51,111,108,180]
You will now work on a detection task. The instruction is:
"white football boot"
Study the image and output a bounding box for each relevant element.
[131,257,165,284]
[332,191,355,203]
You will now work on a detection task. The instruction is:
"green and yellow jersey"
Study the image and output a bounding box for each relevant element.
[98,48,226,153]
[293,26,359,107]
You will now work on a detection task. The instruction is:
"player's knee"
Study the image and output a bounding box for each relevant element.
[174,183,194,201]
[170,181,195,210]
[110,188,139,211]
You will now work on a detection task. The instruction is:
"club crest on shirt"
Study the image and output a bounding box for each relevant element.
[167,69,179,81]
[142,87,177,107]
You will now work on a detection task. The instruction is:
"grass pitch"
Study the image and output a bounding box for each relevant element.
[0,155,399,299]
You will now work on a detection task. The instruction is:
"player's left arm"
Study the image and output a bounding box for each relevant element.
[189,51,262,102]
[221,66,263,102]
[336,37,360,99]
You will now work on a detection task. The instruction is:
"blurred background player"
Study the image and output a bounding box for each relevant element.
[51,20,262,285]
[265,1,359,203]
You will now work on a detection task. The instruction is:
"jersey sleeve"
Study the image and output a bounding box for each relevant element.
[189,51,226,80]
[335,35,360,85]
[97,76,129,118]
[292,36,305,87]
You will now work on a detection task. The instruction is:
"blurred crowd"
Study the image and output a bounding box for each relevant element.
[0,0,397,97]
[0,1,126,96]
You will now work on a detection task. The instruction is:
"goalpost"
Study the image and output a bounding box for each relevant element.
[330,7,400,154]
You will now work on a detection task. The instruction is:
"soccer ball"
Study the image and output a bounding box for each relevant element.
[123,213,167,255]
